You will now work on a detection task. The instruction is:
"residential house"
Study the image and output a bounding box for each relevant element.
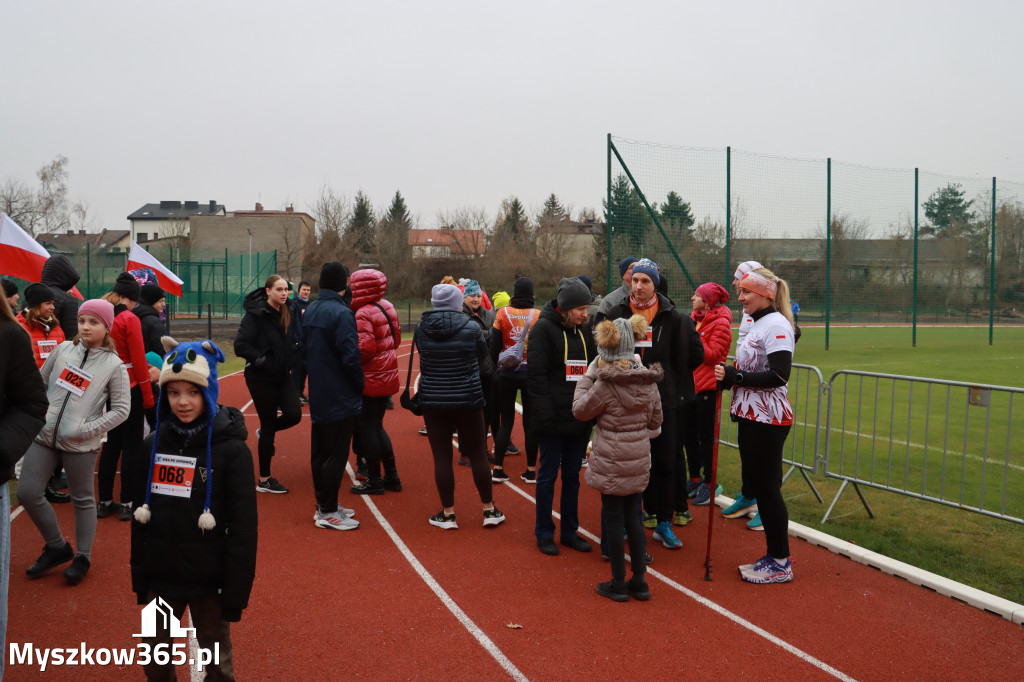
[127,200,226,243]
[409,227,485,260]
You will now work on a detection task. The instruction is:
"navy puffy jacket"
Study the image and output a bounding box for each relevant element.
[302,289,365,424]
[415,309,491,410]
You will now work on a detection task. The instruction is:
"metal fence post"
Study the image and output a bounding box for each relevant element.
[606,133,613,294]
[85,243,91,298]
[913,168,919,347]
[825,157,831,351]
[726,146,731,283]
[207,303,212,339]
[990,177,996,345]
[197,262,203,318]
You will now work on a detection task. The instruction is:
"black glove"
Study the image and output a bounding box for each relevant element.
[254,355,267,369]
[144,407,157,430]
[721,366,739,389]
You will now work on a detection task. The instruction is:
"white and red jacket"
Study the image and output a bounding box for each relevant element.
[111,306,154,409]
[349,269,401,398]
[691,304,733,393]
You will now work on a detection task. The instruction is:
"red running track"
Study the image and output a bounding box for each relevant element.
[7,342,1023,680]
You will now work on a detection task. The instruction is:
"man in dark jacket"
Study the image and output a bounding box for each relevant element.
[290,281,312,403]
[595,258,704,550]
[302,263,364,531]
[40,255,81,339]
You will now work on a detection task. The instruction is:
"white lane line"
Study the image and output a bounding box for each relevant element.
[12,505,24,521]
[347,464,528,682]
[498,477,855,680]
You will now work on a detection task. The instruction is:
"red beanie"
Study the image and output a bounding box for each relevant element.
[696,282,730,308]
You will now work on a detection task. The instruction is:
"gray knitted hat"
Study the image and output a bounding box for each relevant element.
[594,314,647,364]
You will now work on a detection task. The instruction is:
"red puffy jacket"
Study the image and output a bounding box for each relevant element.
[349,269,401,397]
[691,304,734,393]
[16,311,66,369]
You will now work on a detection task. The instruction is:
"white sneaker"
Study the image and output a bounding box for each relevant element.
[314,508,359,530]
[337,504,355,518]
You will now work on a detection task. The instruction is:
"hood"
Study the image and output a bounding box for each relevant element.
[40,255,80,290]
[419,309,470,341]
[539,299,563,325]
[349,269,386,310]
[596,362,664,410]
[243,287,272,315]
[134,301,160,320]
[211,404,248,443]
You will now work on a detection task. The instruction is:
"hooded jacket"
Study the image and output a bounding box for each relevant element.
[0,319,48,483]
[234,287,296,382]
[691,303,734,393]
[302,289,364,423]
[36,339,131,453]
[573,362,664,496]
[111,305,155,408]
[130,405,257,622]
[598,292,704,407]
[40,255,82,339]
[415,309,491,410]
[132,301,166,356]
[349,270,401,397]
[525,299,597,437]
[16,311,66,369]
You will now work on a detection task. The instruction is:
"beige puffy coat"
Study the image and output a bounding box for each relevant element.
[572,362,663,496]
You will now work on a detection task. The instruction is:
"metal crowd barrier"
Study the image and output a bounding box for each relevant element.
[821,371,1024,525]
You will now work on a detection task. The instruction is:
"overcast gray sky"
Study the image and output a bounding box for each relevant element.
[2,0,1022,235]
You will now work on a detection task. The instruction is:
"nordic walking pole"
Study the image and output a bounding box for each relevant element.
[704,363,726,581]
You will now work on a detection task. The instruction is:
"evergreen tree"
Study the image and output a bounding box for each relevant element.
[537,193,568,223]
[657,190,696,251]
[922,183,975,238]
[347,190,377,258]
[377,190,413,272]
[603,174,648,255]
[492,196,531,248]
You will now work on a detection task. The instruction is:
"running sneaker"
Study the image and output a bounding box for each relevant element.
[483,506,506,527]
[693,483,724,507]
[672,511,692,527]
[746,512,763,531]
[740,555,793,584]
[506,442,520,455]
[418,425,428,436]
[721,494,757,518]
[685,478,703,498]
[314,508,359,531]
[257,477,288,494]
[652,522,682,549]
[491,467,509,483]
[520,469,536,484]
[429,511,458,529]
[457,456,471,467]
[96,501,121,519]
[642,512,658,529]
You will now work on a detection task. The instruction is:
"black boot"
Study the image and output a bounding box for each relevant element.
[350,479,385,495]
[64,555,91,584]
[26,541,74,577]
[596,579,629,602]
[45,486,70,504]
[382,455,401,491]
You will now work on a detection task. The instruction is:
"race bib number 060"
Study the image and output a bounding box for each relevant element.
[150,454,197,498]
[565,359,587,382]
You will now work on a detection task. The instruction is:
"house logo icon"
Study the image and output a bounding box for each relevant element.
[134,597,196,638]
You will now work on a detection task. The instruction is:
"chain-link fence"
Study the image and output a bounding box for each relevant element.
[607,135,1024,346]
[3,244,277,319]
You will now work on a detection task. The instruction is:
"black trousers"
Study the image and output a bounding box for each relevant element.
[423,408,492,509]
[677,390,717,511]
[737,418,792,558]
[97,384,144,503]
[245,373,301,478]
[492,374,537,469]
[311,417,356,513]
[602,492,647,581]
[354,395,396,480]
[643,403,676,525]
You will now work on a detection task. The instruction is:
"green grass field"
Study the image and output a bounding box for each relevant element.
[715,325,1024,603]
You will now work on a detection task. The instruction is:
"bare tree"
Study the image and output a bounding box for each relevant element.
[36,156,71,236]
[307,184,351,263]
[0,177,40,235]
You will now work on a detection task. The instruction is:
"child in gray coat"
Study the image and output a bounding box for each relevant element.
[572,314,663,602]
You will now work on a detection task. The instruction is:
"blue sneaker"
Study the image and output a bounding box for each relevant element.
[693,482,724,506]
[746,512,763,531]
[652,522,682,550]
[722,494,758,518]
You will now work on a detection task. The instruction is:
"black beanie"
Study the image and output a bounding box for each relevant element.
[512,277,534,300]
[141,283,165,305]
[113,272,141,301]
[577,274,593,292]
[24,283,55,308]
[1,279,17,299]
[319,261,348,292]
[557,277,592,311]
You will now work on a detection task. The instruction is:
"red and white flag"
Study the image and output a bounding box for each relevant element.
[0,212,51,283]
[126,241,183,297]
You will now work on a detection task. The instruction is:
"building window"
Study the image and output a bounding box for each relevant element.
[138,233,148,242]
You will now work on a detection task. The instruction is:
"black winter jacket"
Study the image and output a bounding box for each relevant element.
[234,288,297,382]
[133,302,166,356]
[0,319,48,483]
[415,309,492,410]
[40,255,81,339]
[302,289,364,424]
[526,300,597,437]
[130,405,257,622]
[597,293,704,406]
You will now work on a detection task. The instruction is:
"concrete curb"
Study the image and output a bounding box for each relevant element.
[714,495,1024,625]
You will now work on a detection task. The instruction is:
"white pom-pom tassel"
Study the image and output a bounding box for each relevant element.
[134,504,152,524]
[198,509,216,531]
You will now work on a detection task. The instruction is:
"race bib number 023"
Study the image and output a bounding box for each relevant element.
[150,454,197,498]
[56,363,93,397]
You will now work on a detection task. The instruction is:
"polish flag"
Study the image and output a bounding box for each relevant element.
[0,212,51,284]
[126,241,183,296]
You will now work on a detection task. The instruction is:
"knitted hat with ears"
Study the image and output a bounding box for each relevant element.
[134,336,226,532]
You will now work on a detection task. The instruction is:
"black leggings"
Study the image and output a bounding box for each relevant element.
[737,418,792,558]
[245,373,302,478]
[423,408,492,509]
[677,391,717,511]
[354,395,396,480]
[642,404,676,525]
[602,492,646,582]
[492,375,537,469]
[97,384,144,504]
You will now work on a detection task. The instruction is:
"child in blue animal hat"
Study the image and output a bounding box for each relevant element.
[131,337,257,680]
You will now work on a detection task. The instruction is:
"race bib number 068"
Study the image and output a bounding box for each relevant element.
[150,454,197,498]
